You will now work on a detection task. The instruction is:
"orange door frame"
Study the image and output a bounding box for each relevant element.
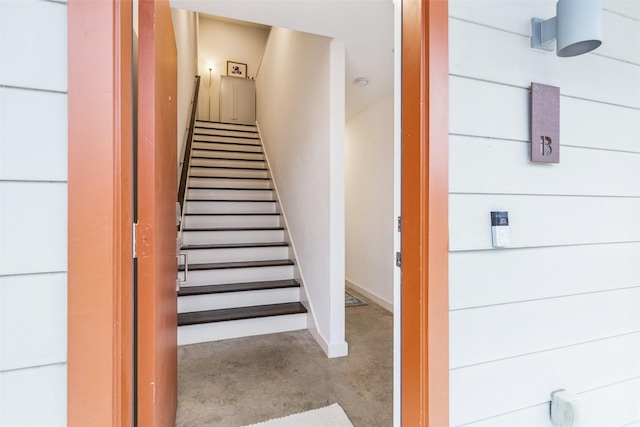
[67,0,133,425]
[401,0,449,425]
[67,0,449,425]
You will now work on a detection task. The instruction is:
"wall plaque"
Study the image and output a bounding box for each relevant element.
[531,83,560,163]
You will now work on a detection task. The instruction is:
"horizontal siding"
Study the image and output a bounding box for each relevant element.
[0,182,67,275]
[0,273,67,371]
[0,0,68,424]
[450,333,640,425]
[0,88,68,181]
[0,0,67,91]
[449,3,640,425]
[450,18,640,108]
[450,194,640,251]
[462,377,640,427]
[450,243,640,309]
[450,135,640,197]
[451,287,640,368]
[0,363,67,426]
[450,77,640,153]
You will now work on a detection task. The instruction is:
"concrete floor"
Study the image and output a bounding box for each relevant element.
[176,291,393,426]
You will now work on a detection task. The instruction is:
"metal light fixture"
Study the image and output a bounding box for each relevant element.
[207,62,214,121]
[531,0,602,57]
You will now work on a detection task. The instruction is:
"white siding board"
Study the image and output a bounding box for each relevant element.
[450,2,640,65]
[0,273,67,371]
[450,243,640,309]
[463,378,640,426]
[450,135,640,197]
[0,0,67,92]
[450,19,640,108]
[0,88,68,181]
[451,287,640,368]
[450,76,529,142]
[0,182,67,275]
[561,96,640,154]
[0,363,66,426]
[604,0,640,21]
[450,77,640,153]
[450,333,640,425]
[450,194,640,251]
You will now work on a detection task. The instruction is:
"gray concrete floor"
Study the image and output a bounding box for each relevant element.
[176,291,393,426]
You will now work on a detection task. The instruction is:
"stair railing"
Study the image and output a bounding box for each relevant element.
[178,75,201,219]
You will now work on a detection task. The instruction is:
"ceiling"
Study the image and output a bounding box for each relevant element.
[170,0,395,120]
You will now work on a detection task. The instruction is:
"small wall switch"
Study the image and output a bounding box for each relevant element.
[551,389,581,427]
[490,211,510,247]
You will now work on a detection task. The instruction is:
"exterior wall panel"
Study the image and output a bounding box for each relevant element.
[0,0,68,425]
[449,0,640,424]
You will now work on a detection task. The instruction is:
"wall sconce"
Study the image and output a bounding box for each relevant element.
[531,0,602,57]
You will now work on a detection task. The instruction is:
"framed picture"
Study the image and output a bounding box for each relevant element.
[227,61,247,78]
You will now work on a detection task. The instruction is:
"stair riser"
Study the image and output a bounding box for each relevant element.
[187,188,274,200]
[184,246,289,264]
[190,158,266,169]
[177,313,307,345]
[182,229,284,245]
[188,178,272,189]
[193,129,259,139]
[183,215,280,229]
[191,149,264,161]
[184,265,294,286]
[178,287,299,313]
[189,167,268,179]
[192,141,263,153]
[186,201,277,214]
[195,121,257,132]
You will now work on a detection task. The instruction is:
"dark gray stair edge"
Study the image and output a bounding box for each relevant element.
[182,226,284,232]
[177,279,300,297]
[190,155,264,162]
[190,164,267,171]
[191,148,264,156]
[177,302,307,326]
[187,187,273,191]
[182,242,288,250]
[189,176,270,180]
[179,259,294,271]
[184,213,279,217]
[186,199,275,203]
[194,125,258,134]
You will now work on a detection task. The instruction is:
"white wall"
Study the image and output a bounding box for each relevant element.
[449,1,640,425]
[171,8,199,164]
[0,0,68,425]
[256,27,347,358]
[345,92,394,311]
[197,16,269,122]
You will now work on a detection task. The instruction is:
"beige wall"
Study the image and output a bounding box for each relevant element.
[345,92,394,311]
[256,27,347,357]
[197,16,269,122]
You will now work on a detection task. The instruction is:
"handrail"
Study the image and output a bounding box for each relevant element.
[178,75,201,218]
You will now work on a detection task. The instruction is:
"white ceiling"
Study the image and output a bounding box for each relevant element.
[170,0,395,119]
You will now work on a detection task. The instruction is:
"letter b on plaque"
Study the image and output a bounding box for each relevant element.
[531,83,559,163]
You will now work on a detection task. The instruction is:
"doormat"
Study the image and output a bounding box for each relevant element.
[345,290,367,307]
[243,403,354,427]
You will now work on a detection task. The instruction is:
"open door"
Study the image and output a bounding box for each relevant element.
[137,0,178,425]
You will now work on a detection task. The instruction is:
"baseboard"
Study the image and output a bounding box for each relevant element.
[308,320,349,358]
[345,279,393,313]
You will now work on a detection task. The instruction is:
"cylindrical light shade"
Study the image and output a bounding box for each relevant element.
[556,0,602,57]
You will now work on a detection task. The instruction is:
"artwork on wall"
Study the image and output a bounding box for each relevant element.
[227,61,247,78]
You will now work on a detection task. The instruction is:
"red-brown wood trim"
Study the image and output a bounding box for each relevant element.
[401,0,449,425]
[68,0,133,425]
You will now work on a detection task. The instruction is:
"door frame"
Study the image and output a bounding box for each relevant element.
[67,0,449,425]
[67,0,133,425]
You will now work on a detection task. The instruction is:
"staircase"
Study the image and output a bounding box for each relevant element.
[177,120,307,346]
